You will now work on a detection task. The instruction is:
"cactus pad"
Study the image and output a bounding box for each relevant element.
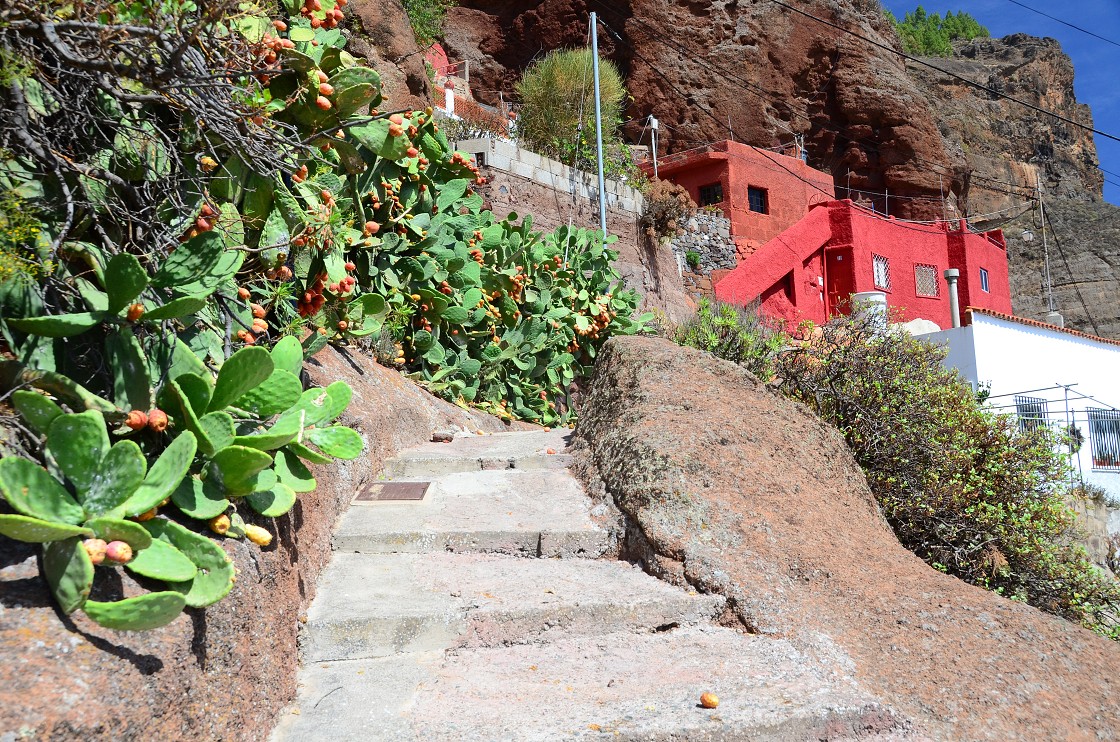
[120,431,197,518]
[0,514,91,543]
[125,539,198,582]
[82,440,147,517]
[47,411,109,495]
[170,476,230,520]
[11,390,62,436]
[85,517,153,551]
[209,346,274,412]
[0,457,84,525]
[43,537,94,614]
[208,445,273,495]
[143,518,235,607]
[246,482,297,517]
[83,592,188,631]
[306,426,363,460]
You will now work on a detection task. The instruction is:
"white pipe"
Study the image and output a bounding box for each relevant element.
[944,269,961,328]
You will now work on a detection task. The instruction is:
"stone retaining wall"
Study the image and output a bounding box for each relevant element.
[670,212,737,273]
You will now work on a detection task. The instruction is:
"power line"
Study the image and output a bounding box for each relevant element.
[1004,0,1120,50]
[1041,207,1102,336]
[761,0,1120,144]
[586,0,1039,201]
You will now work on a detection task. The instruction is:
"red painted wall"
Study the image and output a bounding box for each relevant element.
[714,200,1012,330]
[649,141,835,255]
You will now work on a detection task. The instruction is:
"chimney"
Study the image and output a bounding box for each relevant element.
[443,80,455,116]
[944,269,961,328]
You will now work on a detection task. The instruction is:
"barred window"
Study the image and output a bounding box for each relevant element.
[915,264,940,298]
[873,254,891,291]
[1015,396,1048,434]
[1089,408,1120,470]
[698,183,724,206]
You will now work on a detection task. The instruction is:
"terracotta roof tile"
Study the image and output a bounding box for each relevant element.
[966,307,1120,348]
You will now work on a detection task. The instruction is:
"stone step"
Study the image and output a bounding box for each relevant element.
[301,553,725,662]
[333,468,608,557]
[384,429,574,478]
[275,626,909,742]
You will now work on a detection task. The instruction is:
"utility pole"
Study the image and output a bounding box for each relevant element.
[590,12,608,242]
[1038,174,1061,324]
[650,114,659,179]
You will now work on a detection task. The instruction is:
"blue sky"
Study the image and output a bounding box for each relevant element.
[880,1,1120,204]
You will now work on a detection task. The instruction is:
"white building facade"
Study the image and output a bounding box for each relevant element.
[921,308,1120,503]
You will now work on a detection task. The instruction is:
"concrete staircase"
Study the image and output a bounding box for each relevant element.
[272,431,907,741]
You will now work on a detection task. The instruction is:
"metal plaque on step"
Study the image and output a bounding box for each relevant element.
[354,481,430,502]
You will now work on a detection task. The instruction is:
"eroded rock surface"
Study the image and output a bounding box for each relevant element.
[573,336,1120,740]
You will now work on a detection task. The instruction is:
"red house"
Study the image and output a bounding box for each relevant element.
[649,140,1013,330]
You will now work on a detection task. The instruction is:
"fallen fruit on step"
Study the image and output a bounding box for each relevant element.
[83,538,108,565]
[105,540,133,565]
[699,692,719,709]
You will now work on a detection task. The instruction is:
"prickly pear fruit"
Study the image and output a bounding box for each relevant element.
[83,538,108,565]
[135,507,158,522]
[148,409,169,432]
[126,303,145,321]
[209,514,231,536]
[244,524,273,547]
[105,540,133,564]
[125,410,148,431]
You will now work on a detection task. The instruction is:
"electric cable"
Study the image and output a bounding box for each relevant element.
[1042,207,1103,335]
[1003,0,1120,50]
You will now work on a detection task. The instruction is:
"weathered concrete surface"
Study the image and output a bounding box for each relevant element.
[572,336,1120,740]
[302,552,725,661]
[0,345,520,740]
[385,429,574,477]
[276,627,906,742]
[334,469,610,557]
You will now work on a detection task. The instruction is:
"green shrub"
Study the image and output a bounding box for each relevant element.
[774,310,1120,638]
[402,0,457,46]
[684,250,701,270]
[886,5,990,56]
[672,299,787,382]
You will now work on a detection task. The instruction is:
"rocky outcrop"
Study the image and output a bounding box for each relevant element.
[907,34,1103,219]
[346,0,432,111]
[0,346,521,739]
[574,336,1120,740]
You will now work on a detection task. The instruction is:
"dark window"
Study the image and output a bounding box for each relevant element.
[474,151,486,168]
[747,186,769,214]
[698,182,724,206]
[979,267,990,293]
[1015,396,1048,434]
[1089,408,1120,470]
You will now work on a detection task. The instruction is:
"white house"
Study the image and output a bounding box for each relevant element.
[920,308,1120,504]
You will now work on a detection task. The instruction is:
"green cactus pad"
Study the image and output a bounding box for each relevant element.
[124,539,198,582]
[82,440,147,518]
[85,517,153,551]
[168,377,213,455]
[274,449,317,493]
[103,253,149,313]
[233,413,302,451]
[120,432,197,518]
[151,231,226,288]
[0,514,92,543]
[170,476,229,520]
[287,441,331,465]
[0,457,84,525]
[175,372,214,417]
[209,346,274,412]
[11,390,63,436]
[306,426,364,460]
[198,411,236,452]
[208,445,273,495]
[47,410,109,495]
[269,336,304,377]
[246,482,297,517]
[142,296,208,321]
[5,312,106,338]
[83,592,187,631]
[44,537,94,614]
[143,519,235,608]
[231,369,303,418]
[105,329,152,412]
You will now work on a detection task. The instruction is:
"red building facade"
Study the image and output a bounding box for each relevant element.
[649,140,1013,330]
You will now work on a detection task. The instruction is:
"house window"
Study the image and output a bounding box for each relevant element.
[1088,408,1120,470]
[872,254,891,291]
[979,267,990,293]
[1015,396,1048,434]
[698,182,724,207]
[915,264,940,298]
[747,186,769,214]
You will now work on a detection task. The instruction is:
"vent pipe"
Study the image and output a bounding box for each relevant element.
[944,269,961,328]
[443,80,455,116]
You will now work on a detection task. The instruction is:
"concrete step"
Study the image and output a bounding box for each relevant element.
[275,626,909,742]
[333,468,608,557]
[384,429,573,478]
[301,553,726,662]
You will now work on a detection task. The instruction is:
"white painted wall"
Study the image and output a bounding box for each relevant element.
[921,313,1120,503]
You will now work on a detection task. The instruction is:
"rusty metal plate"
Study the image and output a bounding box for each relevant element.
[354,481,430,502]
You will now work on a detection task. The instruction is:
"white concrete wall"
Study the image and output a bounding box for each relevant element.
[921,314,1120,503]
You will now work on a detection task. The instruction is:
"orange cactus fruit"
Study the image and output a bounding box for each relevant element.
[699,693,719,709]
[135,507,158,522]
[277,266,293,280]
[251,303,266,318]
[315,95,332,110]
[125,410,148,431]
[337,320,348,330]
[209,514,231,536]
[319,83,334,96]
[147,409,169,433]
[272,19,287,31]
[125,303,144,322]
[388,124,403,137]
[83,538,108,566]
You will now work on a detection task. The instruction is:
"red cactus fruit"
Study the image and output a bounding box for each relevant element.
[319,83,334,96]
[344,261,356,271]
[147,409,169,433]
[125,410,148,431]
[277,266,293,280]
[105,541,133,565]
[83,538,108,566]
[315,95,332,110]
